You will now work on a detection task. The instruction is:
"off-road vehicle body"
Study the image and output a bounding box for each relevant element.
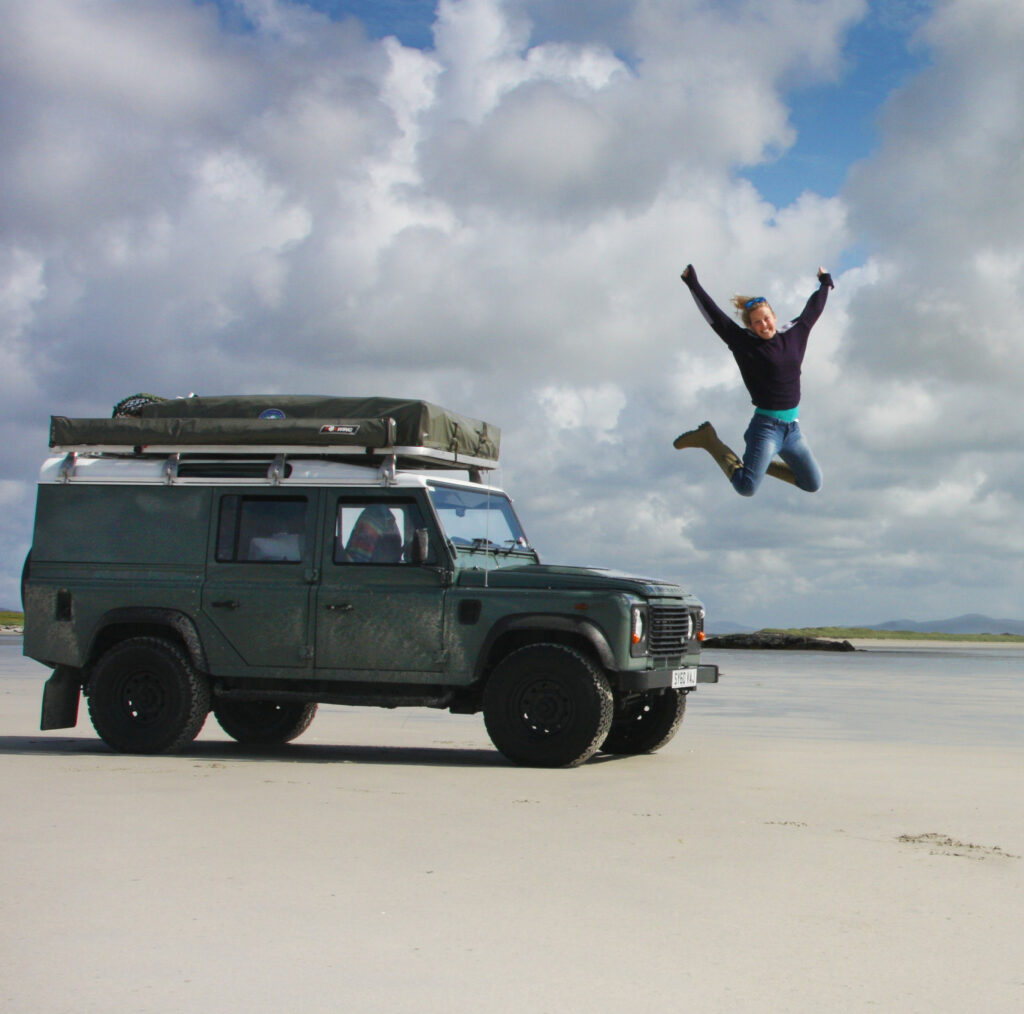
[23,395,717,767]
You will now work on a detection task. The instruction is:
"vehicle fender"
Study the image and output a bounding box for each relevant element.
[475,613,616,680]
[88,607,210,673]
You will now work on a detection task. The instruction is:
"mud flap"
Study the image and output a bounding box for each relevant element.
[40,666,81,730]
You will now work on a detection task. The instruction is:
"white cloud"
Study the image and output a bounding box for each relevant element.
[536,382,626,442]
[0,247,46,341]
[856,380,939,447]
[7,0,235,119]
[2,0,1023,624]
[844,0,1024,394]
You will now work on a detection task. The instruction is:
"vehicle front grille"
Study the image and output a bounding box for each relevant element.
[649,605,701,656]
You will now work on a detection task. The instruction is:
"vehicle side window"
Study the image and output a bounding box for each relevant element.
[334,500,432,565]
[216,495,308,563]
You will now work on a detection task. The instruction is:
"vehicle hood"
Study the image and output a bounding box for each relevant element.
[455,563,695,600]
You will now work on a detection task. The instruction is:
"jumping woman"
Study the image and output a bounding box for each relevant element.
[675,263,834,496]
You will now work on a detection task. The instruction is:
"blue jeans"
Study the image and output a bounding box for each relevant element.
[732,414,822,497]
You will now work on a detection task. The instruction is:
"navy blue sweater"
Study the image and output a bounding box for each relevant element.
[682,266,832,412]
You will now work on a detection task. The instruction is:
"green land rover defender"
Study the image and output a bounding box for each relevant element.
[23,395,717,767]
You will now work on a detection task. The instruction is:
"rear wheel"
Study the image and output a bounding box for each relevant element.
[483,643,613,767]
[601,689,686,755]
[213,700,317,746]
[87,637,209,753]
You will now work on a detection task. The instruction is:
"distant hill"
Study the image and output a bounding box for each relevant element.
[706,620,755,635]
[866,614,1024,636]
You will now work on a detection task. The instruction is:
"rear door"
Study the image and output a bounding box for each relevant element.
[202,490,320,670]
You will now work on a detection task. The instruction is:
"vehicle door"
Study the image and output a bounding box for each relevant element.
[202,490,320,670]
[315,495,446,674]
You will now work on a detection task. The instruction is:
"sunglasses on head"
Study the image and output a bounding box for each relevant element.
[745,297,767,309]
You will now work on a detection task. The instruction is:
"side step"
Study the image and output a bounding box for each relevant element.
[213,680,457,711]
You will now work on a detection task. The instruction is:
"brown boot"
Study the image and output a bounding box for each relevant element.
[673,421,714,450]
[766,460,797,486]
[674,421,741,479]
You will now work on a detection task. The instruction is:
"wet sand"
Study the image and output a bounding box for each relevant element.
[2,647,1022,1012]
[848,637,1024,650]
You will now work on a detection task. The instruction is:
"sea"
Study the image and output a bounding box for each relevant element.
[3,635,1023,750]
[689,644,1024,748]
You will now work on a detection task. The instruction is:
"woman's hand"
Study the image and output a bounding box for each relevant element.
[680,264,694,282]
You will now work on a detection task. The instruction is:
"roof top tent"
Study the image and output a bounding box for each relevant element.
[48,395,501,483]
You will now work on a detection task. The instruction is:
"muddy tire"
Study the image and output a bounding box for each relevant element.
[87,637,209,754]
[601,689,686,755]
[483,643,613,767]
[213,700,317,746]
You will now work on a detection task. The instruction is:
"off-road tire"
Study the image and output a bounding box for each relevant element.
[87,637,210,754]
[112,393,165,417]
[483,643,613,768]
[601,689,686,755]
[213,700,318,746]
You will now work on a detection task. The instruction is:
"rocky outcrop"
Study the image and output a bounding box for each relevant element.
[702,631,856,652]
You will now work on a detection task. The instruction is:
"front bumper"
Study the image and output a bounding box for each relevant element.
[617,663,719,693]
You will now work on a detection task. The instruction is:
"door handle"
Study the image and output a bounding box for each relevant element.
[326,603,354,612]
[212,599,240,610]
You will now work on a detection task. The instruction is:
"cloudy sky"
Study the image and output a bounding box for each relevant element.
[3,0,1023,628]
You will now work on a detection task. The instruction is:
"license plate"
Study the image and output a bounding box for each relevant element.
[671,667,697,689]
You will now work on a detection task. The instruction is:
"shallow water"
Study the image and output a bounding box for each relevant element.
[690,645,1024,747]
[5,635,1023,749]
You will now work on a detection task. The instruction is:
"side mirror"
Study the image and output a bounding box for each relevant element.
[411,528,430,565]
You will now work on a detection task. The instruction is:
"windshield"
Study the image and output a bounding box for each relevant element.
[427,485,532,554]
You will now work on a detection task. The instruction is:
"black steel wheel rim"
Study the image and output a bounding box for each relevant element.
[517,678,573,736]
[116,669,169,726]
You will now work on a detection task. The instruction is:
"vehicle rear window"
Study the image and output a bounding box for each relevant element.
[216,495,308,563]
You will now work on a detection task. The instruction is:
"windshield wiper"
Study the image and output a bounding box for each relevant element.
[470,538,502,551]
[500,537,533,556]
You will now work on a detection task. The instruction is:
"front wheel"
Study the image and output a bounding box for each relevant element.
[483,643,613,767]
[87,637,210,754]
[213,700,317,746]
[601,689,686,755]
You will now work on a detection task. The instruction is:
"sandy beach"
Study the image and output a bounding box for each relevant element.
[2,641,1022,1013]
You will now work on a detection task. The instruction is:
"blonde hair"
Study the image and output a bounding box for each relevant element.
[732,294,773,329]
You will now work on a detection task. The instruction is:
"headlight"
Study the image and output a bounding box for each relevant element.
[630,605,648,657]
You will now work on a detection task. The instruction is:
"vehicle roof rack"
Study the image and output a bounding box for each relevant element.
[49,395,500,474]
